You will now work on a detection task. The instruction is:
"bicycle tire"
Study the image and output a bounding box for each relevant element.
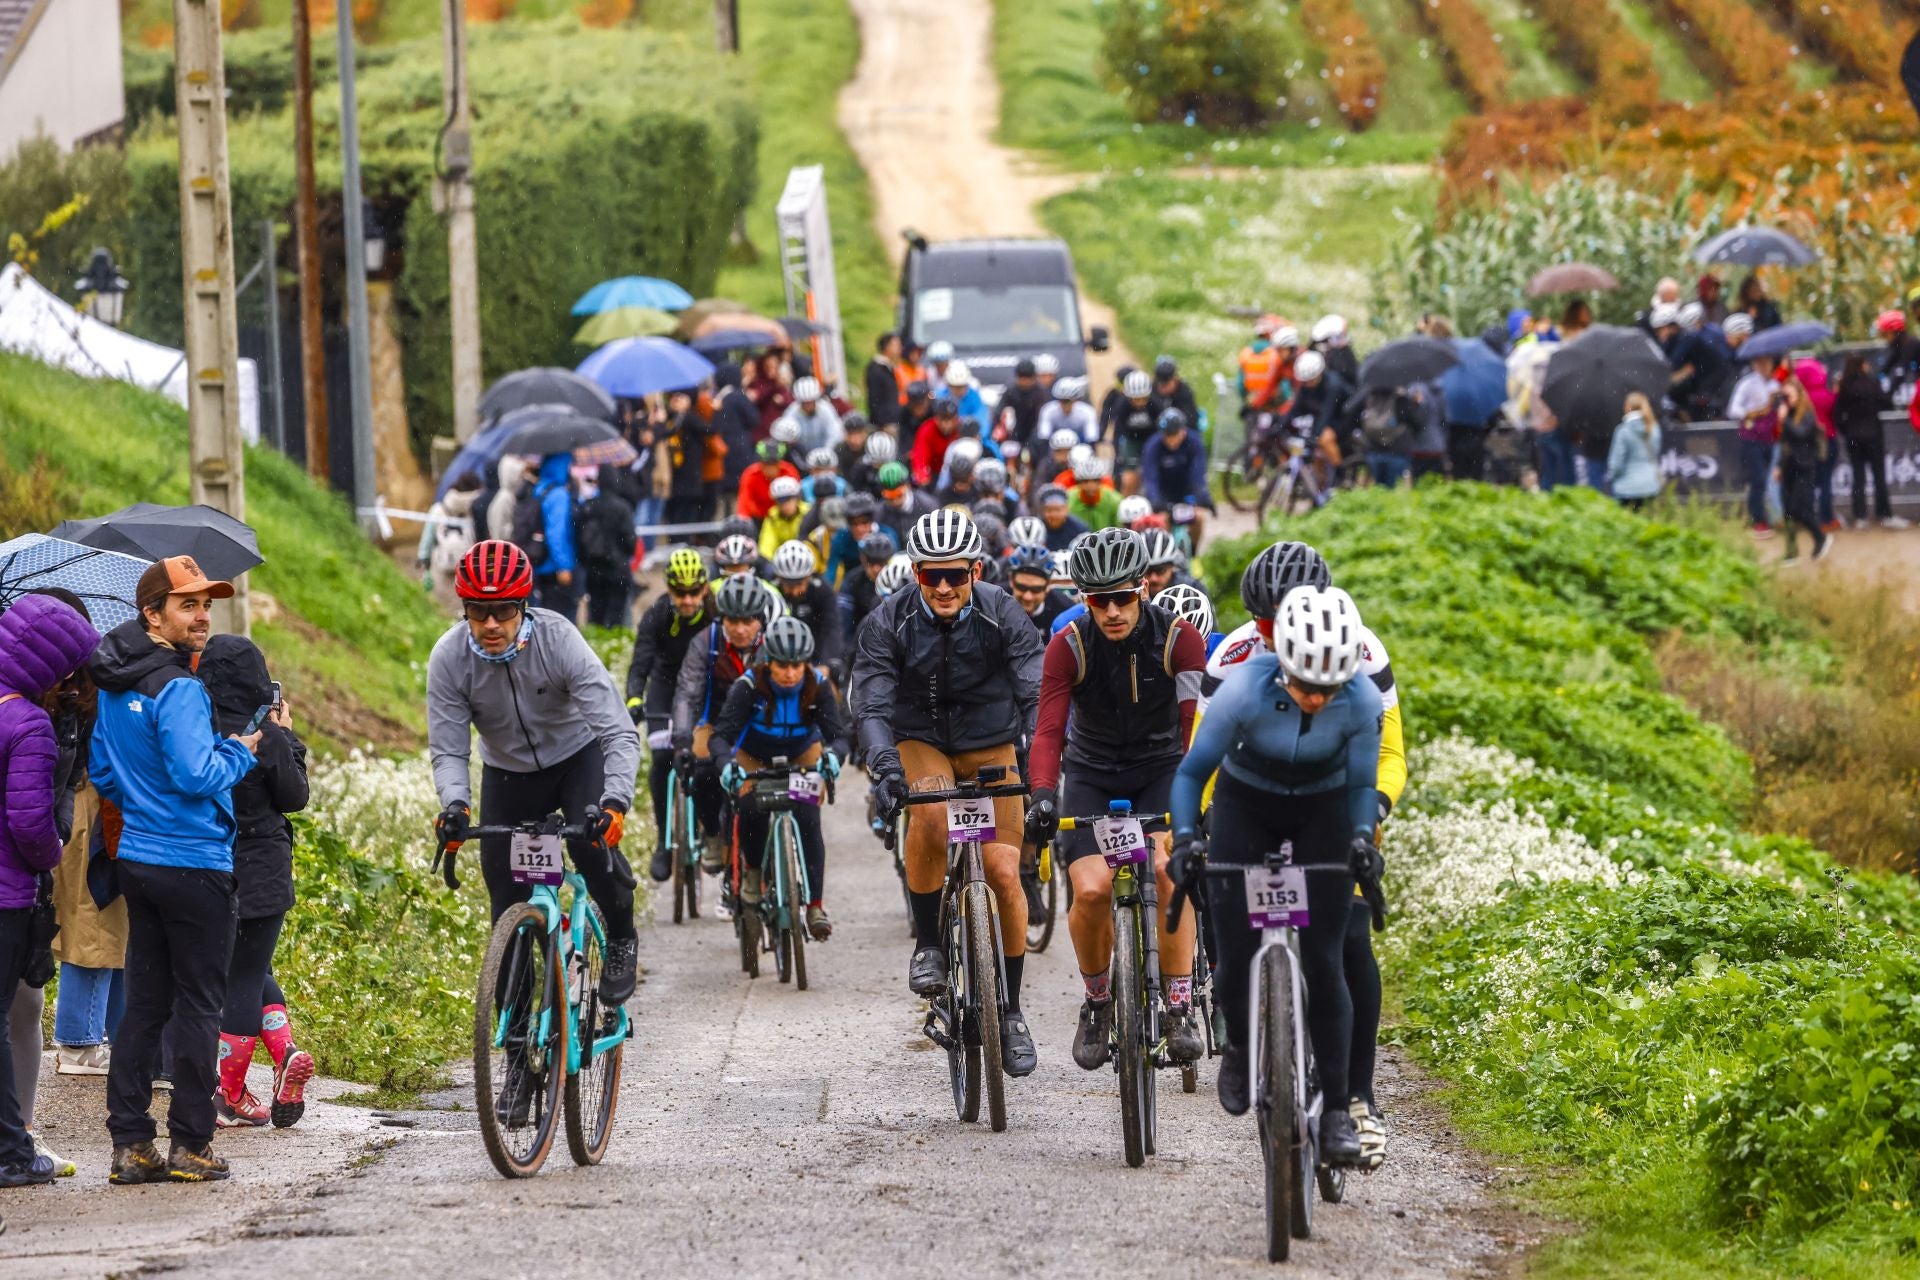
[945,888,978,1124]
[772,818,795,985]
[668,776,691,924]
[1024,858,1056,953]
[894,813,914,935]
[474,905,564,1179]
[1220,444,1266,513]
[966,881,1007,1132]
[738,903,760,978]
[563,916,622,1166]
[784,828,808,992]
[1260,946,1298,1261]
[1113,903,1146,1168]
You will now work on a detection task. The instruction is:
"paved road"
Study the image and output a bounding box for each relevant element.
[2,789,1520,1279]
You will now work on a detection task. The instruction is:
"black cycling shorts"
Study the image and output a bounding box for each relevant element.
[1058,760,1176,866]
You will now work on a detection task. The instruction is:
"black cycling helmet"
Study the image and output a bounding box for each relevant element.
[859,532,896,564]
[719,514,757,543]
[763,615,815,663]
[844,491,880,523]
[1157,407,1190,435]
[715,574,769,621]
[1154,356,1178,381]
[1068,527,1148,593]
[1240,540,1332,618]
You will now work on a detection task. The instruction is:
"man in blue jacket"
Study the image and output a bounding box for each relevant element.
[531,452,580,625]
[90,557,260,1185]
[1141,409,1214,548]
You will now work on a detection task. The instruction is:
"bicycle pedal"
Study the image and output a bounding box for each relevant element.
[922,1009,956,1050]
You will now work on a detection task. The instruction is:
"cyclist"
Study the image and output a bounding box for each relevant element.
[430,541,640,1006]
[1101,368,1158,494]
[1035,485,1089,552]
[1141,409,1213,551]
[876,460,938,544]
[850,510,1046,1074]
[1028,428,1080,505]
[710,616,850,940]
[841,531,901,639]
[971,458,1020,524]
[850,430,897,496]
[1141,529,1187,596]
[826,492,897,588]
[1068,458,1122,531]
[1151,356,1200,429]
[758,476,809,559]
[1006,543,1074,634]
[1169,586,1382,1167]
[625,547,714,882]
[1154,583,1223,658]
[714,532,767,581]
[1022,529,1209,1071]
[670,574,772,872]
[770,540,846,686]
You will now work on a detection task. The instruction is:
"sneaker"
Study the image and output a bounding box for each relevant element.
[1071,998,1113,1070]
[1779,555,1802,568]
[1751,523,1774,540]
[272,1048,315,1129]
[598,936,638,1005]
[999,1013,1037,1078]
[739,866,763,906]
[214,1089,270,1128]
[1882,516,1911,530]
[699,834,726,874]
[1217,1043,1250,1116]
[648,843,673,883]
[908,946,947,997]
[1320,1108,1362,1167]
[55,1043,111,1076]
[1813,534,1836,562]
[1165,1008,1204,1064]
[0,1153,55,1187]
[806,903,832,941]
[108,1141,167,1186]
[166,1143,230,1182]
[151,1073,173,1093]
[30,1133,75,1178]
[1350,1098,1387,1169]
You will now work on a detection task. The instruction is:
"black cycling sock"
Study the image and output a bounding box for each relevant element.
[1003,953,1024,1015]
[910,890,942,949]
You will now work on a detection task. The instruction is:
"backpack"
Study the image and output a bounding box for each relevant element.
[1359,391,1412,454]
[509,479,549,570]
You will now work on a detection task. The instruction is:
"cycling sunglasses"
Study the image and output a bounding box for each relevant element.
[1289,677,1342,699]
[1085,588,1140,612]
[916,566,973,589]
[462,601,524,623]
[668,585,707,600]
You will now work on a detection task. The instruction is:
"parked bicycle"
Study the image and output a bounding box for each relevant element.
[724,760,834,989]
[435,812,633,1179]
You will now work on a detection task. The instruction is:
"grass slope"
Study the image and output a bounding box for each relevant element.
[1611,0,1717,100]
[0,353,447,753]
[1350,0,1472,130]
[1472,0,1581,98]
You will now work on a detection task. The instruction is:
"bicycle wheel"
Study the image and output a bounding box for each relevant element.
[1024,855,1056,953]
[772,818,795,985]
[737,902,760,978]
[474,905,564,1179]
[1259,946,1298,1261]
[966,881,1007,1133]
[1220,444,1266,512]
[668,775,688,925]
[942,889,976,1124]
[1113,903,1146,1168]
[782,822,808,992]
[563,912,623,1166]
[894,813,914,935]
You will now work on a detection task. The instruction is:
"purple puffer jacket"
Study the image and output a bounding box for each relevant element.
[0,594,102,908]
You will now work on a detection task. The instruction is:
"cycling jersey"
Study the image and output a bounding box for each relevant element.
[1029,606,1206,793]
[625,594,711,736]
[669,623,767,749]
[708,666,851,765]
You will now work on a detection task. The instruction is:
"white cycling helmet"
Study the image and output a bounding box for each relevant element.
[906,508,984,563]
[1048,428,1079,451]
[1141,528,1180,569]
[770,418,801,445]
[1293,350,1326,383]
[927,340,955,364]
[1073,454,1110,482]
[1275,586,1365,687]
[1122,370,1152,398]
[1311,314,1349,346]
[1677,301,1705,331]
[1154,583,1214,635]
[945,360,972,387]
[1053,376,1086,402]
[772,539,815,581]
[1033,353,1060,376]
[1724,313,1754,338]
[792,376,822,402]
[1117,494,1154,526]
[769,475,802,501]
[805,447,838,471]
[865,431,898,463]
[1649,304,1681,330]
[715,534,758,570]
[1273,325,1301,349]
[947,436,983,465]
[1008,515,1047,549]
[876,554,916,596]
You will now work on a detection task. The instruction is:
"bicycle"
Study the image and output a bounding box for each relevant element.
[729,760,834,990]
[1021,842,1057,953]
[1169,842,1348,1261]
[434,812,635,1179]
[662,762,702,924]
[904,764,1028,1133]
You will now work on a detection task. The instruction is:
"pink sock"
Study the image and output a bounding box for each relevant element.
[218,1033,255,1102]
[1167,976,1193,1010]
[260,1005,294,1067]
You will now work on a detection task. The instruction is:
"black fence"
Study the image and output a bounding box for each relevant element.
[1662,413,1920,514]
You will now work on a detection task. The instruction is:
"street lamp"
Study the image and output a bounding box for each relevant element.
[74,247,130,327]
[362,201,386,277]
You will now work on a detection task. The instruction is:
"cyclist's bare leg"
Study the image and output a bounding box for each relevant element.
[903,774,950,895]
[982,841,1028,957]
[1066,855,1114,976]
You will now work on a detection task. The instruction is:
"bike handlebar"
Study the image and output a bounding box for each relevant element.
[902,782,1030,807]
[1057,812,1170,832]
[433,808,637,893]
[1164,858,1360,932]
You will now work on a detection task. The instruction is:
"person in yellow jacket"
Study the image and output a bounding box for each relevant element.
[757,476,809,560]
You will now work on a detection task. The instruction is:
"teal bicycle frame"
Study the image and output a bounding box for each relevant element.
[509,865,631,1075]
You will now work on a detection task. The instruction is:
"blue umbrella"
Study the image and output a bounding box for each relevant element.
[576,337,715,399]
[434,416,525,501]
[0,533,150,633]
[571,276,696,316]
[688,328,781,357]
[1734,321,1833,363]
[1436,337,1509,426]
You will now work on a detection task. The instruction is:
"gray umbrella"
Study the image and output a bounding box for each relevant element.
[1356,336,1460,393]
[1540,325,1671,436]
[498,408,622,457]
[1692,226,1816,267]
[477,367,619,425]
[1734,321,1833,363]
[50,502,264,582]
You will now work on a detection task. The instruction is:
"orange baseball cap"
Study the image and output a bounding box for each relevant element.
[135,555,235,605]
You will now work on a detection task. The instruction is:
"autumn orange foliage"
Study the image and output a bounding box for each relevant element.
[1411,0,1508,110]
[576,0,635,26]
[466,0,518,20]
[1532,0,1660,124]
[220,0,261,31]
[1772,0,1899,84]
[1300,0,1386,129]
[1650,0,1795,88]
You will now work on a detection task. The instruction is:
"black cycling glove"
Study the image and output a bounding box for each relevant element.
[1023,787,1059,846]
[435,801,470,849]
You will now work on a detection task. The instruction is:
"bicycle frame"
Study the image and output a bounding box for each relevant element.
[1059,802,1173,1065]
[514,868,631,1074]
[665,768,700,871]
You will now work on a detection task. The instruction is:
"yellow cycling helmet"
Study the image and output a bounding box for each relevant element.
[665,546,708,591]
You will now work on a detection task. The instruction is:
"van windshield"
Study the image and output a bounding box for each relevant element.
[912,285,1080,349]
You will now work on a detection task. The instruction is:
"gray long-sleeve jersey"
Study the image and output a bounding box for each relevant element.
[427,608,641,809]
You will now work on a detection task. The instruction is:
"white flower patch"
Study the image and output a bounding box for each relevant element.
[1404,731,1536,806]
[309,750,448,858]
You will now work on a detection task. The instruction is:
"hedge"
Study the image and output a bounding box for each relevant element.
[1410,0,1507,111]
[1299,0,1386,129]
[1648,0,1793,89]
[1532,0,1659,123]
[116,19,756,445]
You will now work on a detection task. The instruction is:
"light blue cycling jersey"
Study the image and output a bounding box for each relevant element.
[1171,651,1382,839]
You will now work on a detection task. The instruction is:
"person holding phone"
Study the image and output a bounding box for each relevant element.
[196,637,315,1130]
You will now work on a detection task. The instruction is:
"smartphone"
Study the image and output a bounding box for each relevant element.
[242,703,273,735]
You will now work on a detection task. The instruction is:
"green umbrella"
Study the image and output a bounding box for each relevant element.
[572,306,679,346]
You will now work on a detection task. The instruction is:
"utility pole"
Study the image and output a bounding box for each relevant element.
[262,219,287,454]
[337,10,378,527]
[292,0,328,482]
[437,0,483,442]
[713,0,739,53]
[172,0,249,631]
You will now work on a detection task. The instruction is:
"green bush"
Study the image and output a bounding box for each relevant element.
[0,135,131,295]
[1096,0,1312,127]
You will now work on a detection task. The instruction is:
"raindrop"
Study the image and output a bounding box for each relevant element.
[1307,116,1322,128]
[1184,112,1197,127]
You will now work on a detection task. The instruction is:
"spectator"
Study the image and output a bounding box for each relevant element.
[1728,355,1782,538]
[523,453,580,623]
[776,378,845,456]
[910,399,963,488]
[1606,392,1663,511]
[896,344,927,407]
[1735,274,1783,332]
[1636,278,1682,336]
[1405,385,1450,483]
[1358,388,1416,489]
[1560,298,1593,340]
[1878,306,1920,397]
[865,334,903,429]
[710,364,759,497]
[658,390,713,533]
[1,594,100,1187]
[1668,305,1734,420]
[899,380,935,456]
[575,467,639,628]
[1834,353,1907,529]
[1774,378,1832,563]
[1039,484,1091,550]
[1697,274,1728,326]
[486,455,529,554]
[90,557,261,1184]
[1794,358,1842,531]
[747,353,792,436]
[416,478,480,605]
[195,637,316,1130]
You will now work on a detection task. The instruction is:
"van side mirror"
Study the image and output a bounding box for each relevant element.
[1089,326,1111,353]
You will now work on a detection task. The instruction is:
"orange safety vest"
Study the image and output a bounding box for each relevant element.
[1239,345,1282,408]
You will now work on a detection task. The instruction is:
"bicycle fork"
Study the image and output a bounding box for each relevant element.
[1250,930,1316,1151]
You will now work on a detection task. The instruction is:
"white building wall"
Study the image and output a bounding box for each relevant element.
[0,0,126,160]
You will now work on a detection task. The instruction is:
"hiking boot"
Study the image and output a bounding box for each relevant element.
[598,937,639,1005]
[1072,998,1113,1070]
[806,903,833,941]
[1350,1098,1387,1169]
[1000,1013,1038,1078]
[108,1141,167,1186]
[55,1042,111,1076]
[739,866,763,906]
[1320,1109,1362,1167]
[1217,1043,1250,1116]
[648,843,673,883]
[30,1133,75,1178]
[700,834,726,874]
[271,1048,316,1129]
[166,1143,231,1182]
[908,946,947,997]
[1165,1007,1205,1064]
[214,1089,270,1128]
[0,1154,55,1187]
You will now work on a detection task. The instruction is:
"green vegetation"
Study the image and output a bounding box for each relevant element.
[1609,0,1715,102]
[1094,0,1317,129]
[0,353,446,752]
[1346,0,1469,131]
[1472,0,1580,99]
[1207,484,1920,1275]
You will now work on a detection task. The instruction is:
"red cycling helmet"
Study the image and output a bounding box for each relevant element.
[456,540,534,602]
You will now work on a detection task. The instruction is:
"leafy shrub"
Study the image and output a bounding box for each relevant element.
[0,135,131,289]
[1299,0,1385,129]
[1648,0,1794,88]
[1096,0,1312,127]
[1410,0,1507,111]
[1774,0,1900,84]
[1532,0,1658,123]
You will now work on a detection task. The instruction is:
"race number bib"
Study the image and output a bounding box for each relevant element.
[1094,816,1148,868]
[788,772,824,806]
[1170,502,1196,524]
[510,832,564,886]
[1244,866,1309,929]
[947,797,996,844]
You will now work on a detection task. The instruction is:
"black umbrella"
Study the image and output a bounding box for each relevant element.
[1691,226,1816,267]
[1540,325,1671,435]
[50,502,264,582]
[1356,336,1460,393]
[477,367,618,426]
[497,407,622,457]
